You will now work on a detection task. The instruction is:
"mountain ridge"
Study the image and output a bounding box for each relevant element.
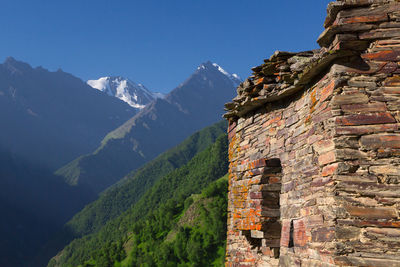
[0,57,137,169]
[57,61,239,193]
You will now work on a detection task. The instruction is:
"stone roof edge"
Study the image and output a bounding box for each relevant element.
[223,49,355,119]
[224,0,398,120]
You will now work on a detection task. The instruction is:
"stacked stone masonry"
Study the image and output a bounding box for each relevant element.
[224,1,400,266]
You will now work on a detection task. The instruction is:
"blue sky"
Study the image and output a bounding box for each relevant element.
[0,0,331,93]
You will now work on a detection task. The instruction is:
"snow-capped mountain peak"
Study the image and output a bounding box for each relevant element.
[197,61,242,87]
[87,76,164,109]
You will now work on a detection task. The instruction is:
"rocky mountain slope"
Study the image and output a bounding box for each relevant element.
[57,61,239,193]
[0,57,136,170]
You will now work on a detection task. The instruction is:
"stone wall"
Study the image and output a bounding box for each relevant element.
[224,1,400,266]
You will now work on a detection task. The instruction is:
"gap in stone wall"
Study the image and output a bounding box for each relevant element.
[243,158,283,260]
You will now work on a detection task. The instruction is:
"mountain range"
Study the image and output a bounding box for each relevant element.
[56,61,240,193]
[0,57,238,266]
[0,57,138,170]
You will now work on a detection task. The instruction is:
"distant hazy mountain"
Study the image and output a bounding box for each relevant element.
[0,57,137,169]
[57,61,240,193]
[0,146,96,267]
[87,76,164,109]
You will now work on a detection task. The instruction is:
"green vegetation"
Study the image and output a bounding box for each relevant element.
[55,155,85,186]
[48,132,229,267]
[61,120,227,239]
[125,175,228,267]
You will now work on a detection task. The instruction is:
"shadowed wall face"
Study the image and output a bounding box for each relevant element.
[225,1,400,266]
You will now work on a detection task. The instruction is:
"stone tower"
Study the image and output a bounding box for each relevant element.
[224,1,400,266]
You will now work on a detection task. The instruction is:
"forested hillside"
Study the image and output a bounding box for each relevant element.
[48,132,229,266]
[124,175,228,267]
[42,121,227,262]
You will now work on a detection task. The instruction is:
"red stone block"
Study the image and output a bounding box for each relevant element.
[341,103,387,113]
[360,134,400,149]
[322,163,338,177]
[280,220,290,247]
[335,113,396,126]
[318,151,336,166]
[228,120,237,133]
[361,49,400,62]
[255,77,264,85]
[345,205,397,219]
[339,14,388,25]
[263,114,282,128]
[293,219,308,247]
[335,124,399,135]
[268,176,281,184]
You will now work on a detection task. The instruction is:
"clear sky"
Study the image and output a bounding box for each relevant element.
[0,0,332,93]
